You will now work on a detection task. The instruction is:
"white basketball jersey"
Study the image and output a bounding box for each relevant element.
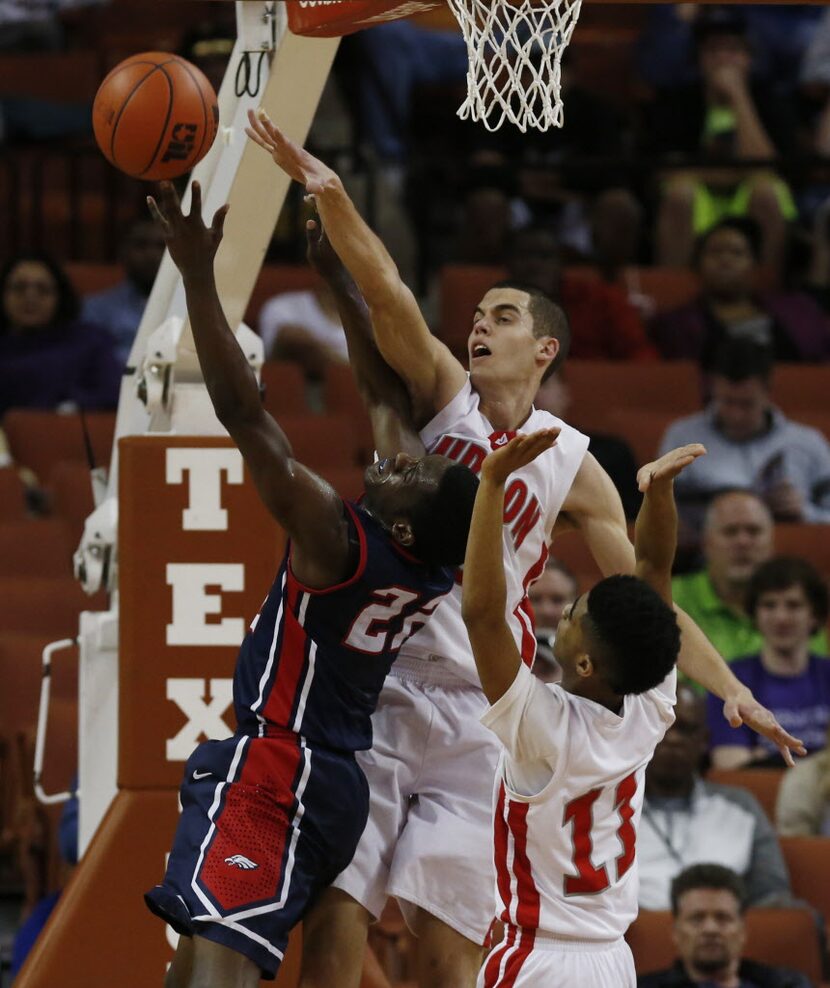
[397,380,590,686]
[482,664,677,940]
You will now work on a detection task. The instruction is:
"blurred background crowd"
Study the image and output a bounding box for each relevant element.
[1,1,830,985]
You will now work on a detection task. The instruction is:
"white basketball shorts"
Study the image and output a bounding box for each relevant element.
[332,665,501,944]
[478,929,636,988]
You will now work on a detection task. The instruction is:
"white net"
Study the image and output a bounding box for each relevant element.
[447,0,583,133]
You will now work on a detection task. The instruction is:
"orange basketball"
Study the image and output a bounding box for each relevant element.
[92,52,219,181]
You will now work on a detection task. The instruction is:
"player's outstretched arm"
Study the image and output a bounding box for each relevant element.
[462,430,560,704]
[305,218,422,459]
[246,109,466,422]
[634,444,706,603]
[147,182,351,589]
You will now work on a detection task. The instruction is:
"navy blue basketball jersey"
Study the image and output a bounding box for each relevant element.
[233,501,453,751]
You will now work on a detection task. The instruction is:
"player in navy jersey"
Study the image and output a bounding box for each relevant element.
[143,182,479,987]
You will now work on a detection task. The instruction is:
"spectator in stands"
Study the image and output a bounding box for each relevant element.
[0,252,120,417]
[650,218,830,367]
[535,369,642,519]
[646,8,796,272]
[660,340,830,529]
[507,224,657,360]
[82,219,166,366]
[708,557,830,769]
[672,490,828,662]
[638,864,812,988]
[528,557,577,683]
[776,723,830,836]
[640,685,792,912]
[258,281,348,382]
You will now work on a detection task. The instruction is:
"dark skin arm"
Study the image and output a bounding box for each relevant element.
[146,181,351,590]
[305,217,424,460]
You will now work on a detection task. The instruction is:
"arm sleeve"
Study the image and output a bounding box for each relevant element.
[481,663,570,769]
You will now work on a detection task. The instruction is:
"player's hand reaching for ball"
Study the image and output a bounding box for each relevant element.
[637,444,706,493]
[146,181,228,279]
[246,109,338,197]
[482,429,560,486]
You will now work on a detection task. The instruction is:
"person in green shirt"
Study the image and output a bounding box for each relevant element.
[673,489,828,664]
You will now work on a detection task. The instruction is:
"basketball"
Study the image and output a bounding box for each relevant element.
[92,52,219,181]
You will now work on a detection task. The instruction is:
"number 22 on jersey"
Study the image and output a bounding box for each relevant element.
[344,587,442,654]
[563,773,637,895]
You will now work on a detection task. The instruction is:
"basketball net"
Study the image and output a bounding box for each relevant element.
[447,0,583,132]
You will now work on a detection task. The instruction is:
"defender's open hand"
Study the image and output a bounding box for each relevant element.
[722,689,806,768]
[637,444,706,493]
[146,181,227,276]
[482,429,560,486]
[245,109,337,195]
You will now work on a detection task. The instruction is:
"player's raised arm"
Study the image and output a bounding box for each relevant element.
[305,217,422,460]
[246,110,466,421]
[634,444,706,604]
[462,429,560,704]
[147,181,350,589]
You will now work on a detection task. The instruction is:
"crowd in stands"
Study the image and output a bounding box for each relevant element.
[2,1,830,985]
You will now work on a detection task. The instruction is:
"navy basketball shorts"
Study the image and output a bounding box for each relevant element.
[145,731,369,979]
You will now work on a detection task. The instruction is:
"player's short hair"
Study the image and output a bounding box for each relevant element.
[670,864,747,916]
[489,279,570,381]
[408,464,479,567]
[746,556,829,628]
[0,250,80,332]
[584,574,679,696]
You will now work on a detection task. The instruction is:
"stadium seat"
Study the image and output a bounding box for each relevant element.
[278,414,363,471]
[789,409,830,443]
[2,410,115,483]
[627,267,700,314]
[47,461,96,546]
[322,365,374,459]
[0,577,102,639]
[259,361,309,417]
[773,524,830,582]
[771,364,830,418]
[0,51,100,103]
[706,768,784,825]
[628,907,823,983]
[0,634,78,736]
[565,360,700,436]
[65,262,122,297]
[0,519,74,579]
[780,835,830,933]
[0,467,28,522]
[244,265,321,331]
[604,408,677,468]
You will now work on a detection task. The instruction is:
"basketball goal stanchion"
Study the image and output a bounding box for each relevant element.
[287,0,583,132]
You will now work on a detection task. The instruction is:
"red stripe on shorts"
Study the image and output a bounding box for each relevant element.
[498,926,536,988]
[482,923,516,988]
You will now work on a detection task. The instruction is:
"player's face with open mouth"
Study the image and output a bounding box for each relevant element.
[468,288,540,385]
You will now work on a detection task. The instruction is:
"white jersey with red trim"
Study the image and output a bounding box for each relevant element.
[397,379,590,687]
[481,663,677,941]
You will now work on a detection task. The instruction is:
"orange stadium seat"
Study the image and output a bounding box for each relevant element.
[0,467,28,522]
[773,524,830,580]
[65,262,122,297]
[278,414,363,471]
[2,410,115,482]
[706,768,784,825]
[565,360,700,435]
[628,907,823,983]
[606,408,677,468]
[0,519,74,579]
[259,361,309,417]
[0,51,100,104]
[323,365,374,458]
[47,461,96,546]
[790,409,830,443]
[626,267,700,314]
[780,835,830,933]
[0,577,101,639]
[244,265,321,331]
[770,364,830,417]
